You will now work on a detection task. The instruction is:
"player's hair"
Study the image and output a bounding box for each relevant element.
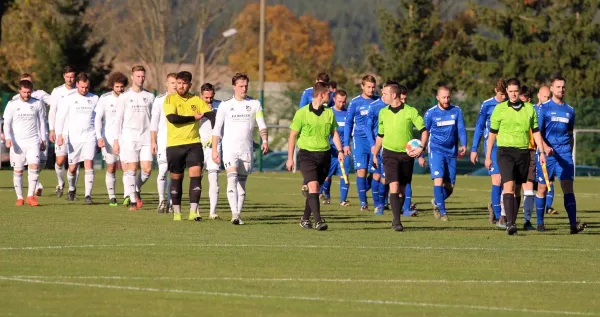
[63,65,76,74]
[398,84,408,95]
[20,73,32,80]
[334,89,347,98]
[520,85,533,99]
[312,82,330,97]
[76,72,90,83]
[495,78,507,93]
[551,75,566,84]
[316,72,330,83]
[437,85,451,94]
[200,83,215,93]
[329,80,337,89]
[506,78,521,89]
[384,82,401,98]
[361,75,376,85]
[131,65,146,73]
[232,73,249,85]
[176,71,193,82]
[166,72,177,79]
[108,72,128,87]
[19,79,34,90]
[384,80,399,87]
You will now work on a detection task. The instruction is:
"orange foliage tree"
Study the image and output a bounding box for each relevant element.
[228,4,334,82]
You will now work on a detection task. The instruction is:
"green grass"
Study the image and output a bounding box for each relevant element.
[0,170,599,317]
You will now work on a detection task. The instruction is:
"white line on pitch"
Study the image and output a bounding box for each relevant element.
[7,275,600,285]
[0,277,595,316]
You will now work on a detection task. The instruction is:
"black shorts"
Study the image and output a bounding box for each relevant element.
[166,143,204,174]
[527,150,536,182]
[497,147,530,185]
[298,149,330,185]
[382,149,414,185]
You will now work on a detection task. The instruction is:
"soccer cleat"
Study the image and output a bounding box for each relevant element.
[570,221,587,234]
[157,200,167,213]
[35,188,43,197]
[360,205,369,212]
[173,213,182,221]
[488,202,496,224]
[523,220,534,231]
[392,222,405,232]
[67,190,76,201]
[84,196,93,205]
[374,206,384,215]
[122,196,130,207]
[384,204,390,210]
[26,196,39,207]
[209,213,221,220]
[547,207,558,215]
[507,225,518,235]
[536,224,546,232]
[15,198,25,206]
[109,198,118,207]
[301,185,308,197]
[496,216,507,229]
[55,186,64,198]
[135,192,143,208]
[432,198,440,219]
[440,214,449,222]
[340,200,351,207]
[188,211,201,221]
[320,194,331,205]
[231,213,245,225]
[315,219,328,231]
[300,219,312,229]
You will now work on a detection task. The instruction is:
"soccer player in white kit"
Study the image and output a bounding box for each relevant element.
[3,80,47,206]
[94,72,128,206]
[150,73,177,213]
[48,65,77,198]
[199,83,222,219]
[113,65,155,211]
[12,73,51,197]
[55,72,99,204]
[212,73,269,225]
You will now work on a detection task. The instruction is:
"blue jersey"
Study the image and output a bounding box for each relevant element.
[538,99,575,155]
[330,107,347,147]
[471,96,502,152]
[343,94,379,146]
[424,104,467,157]
[299,87,334,108]
[366,98,386,148]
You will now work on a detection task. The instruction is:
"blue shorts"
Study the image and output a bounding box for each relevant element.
[328,150,351,178]
[429,152,456,184]
[536,152,574,184]
[487,144,500,176]
[352,137,371,171]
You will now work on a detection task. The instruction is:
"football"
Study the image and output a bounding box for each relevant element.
[406,139,423,152]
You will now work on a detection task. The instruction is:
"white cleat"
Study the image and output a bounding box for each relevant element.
[231,213,245,225]
[209,214,221,220]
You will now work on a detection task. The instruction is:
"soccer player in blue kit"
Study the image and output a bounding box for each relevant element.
[343,75,379,211]
[298,72,334,108]
[534,76,586,234]
[424,86,467,221]
[470,79,507,226]
[319,90,352,206]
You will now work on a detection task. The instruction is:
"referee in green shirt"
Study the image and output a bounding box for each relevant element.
[287,82,345,231]
[485,78,546,235]
[372,82,428,232]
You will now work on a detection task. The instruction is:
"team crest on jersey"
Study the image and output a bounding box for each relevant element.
[16,108,20,112]
[143,97,148,103]
[191,105,197,111]
[246,105,251,112]
[30,106,34,112]
[566,113,570,118]
[451,114,455,119]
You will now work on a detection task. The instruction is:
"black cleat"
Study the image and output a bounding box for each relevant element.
[570,222,587,234]
[300,219,312,229]
[384,204,390,211]
[523,221,534,231]
[392,222,405,232]
[507,225,518,235]
[56,186,64,198]
[536,224,546,232]
[109,198,118,207]
[488,202,496,224]
[84,196,93,205]
[315,220,328,231]
[67,190,76,201]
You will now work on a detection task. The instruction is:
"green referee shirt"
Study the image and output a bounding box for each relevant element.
[290,104,338,152]
[489,101,538,149]
[378,104,426,152]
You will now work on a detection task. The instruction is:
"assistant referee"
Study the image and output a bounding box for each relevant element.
[287,82,344,231]
[164,71,214,221]
[485,78,546,235]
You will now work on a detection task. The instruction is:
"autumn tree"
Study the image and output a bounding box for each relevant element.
[228,4,335,82]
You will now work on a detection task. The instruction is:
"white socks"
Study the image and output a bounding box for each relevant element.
[13,172,23,199]
[67,172,76,191]
[226,172,239,214]
[523,190,535,216]
[27,169,39,197]
[157,163,168,201]
[55,163,65,188]
[124,171,137,203]
[84,169,94,197]
[136,171,151,192]
[237,174,248,214]
[106,172,116,199]
[208,171,219,215]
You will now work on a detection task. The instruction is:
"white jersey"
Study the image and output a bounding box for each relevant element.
[199,100,221,145]
[48,84,76,130]
[114,88,155,146]
[94,91,119,142]
[55,91,99,143]
[150,93,168,149]
[213,96,267,153]
[3,97,46,147]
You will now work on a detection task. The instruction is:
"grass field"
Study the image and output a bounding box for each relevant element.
[0,170,599,316]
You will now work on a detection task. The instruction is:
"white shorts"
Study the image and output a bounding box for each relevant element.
[157,147,167,165]
[101,141,119,165]
[223,151,252,175]
[203,145,220,172]
[54,142,68,156]
[67,141,96,164]
[120,144,153,164]
[10,143,40,170]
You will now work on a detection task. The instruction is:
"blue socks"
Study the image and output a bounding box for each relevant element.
[357,176,368,207]
[378,181,386,208]
[320,179,331,197]
[434,185,447,216]
[443,186,453,200]
[491,185,502,219]
[340,177,349,203]
[546,183,555,209]
[535,195,546,226]
[563,193,577,226]
[403,183,413,212]
[366,173,373,191]
[372,178,381,207]
[384,183,390,206]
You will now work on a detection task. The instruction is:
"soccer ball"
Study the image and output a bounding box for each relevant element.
[406,139,423,152]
